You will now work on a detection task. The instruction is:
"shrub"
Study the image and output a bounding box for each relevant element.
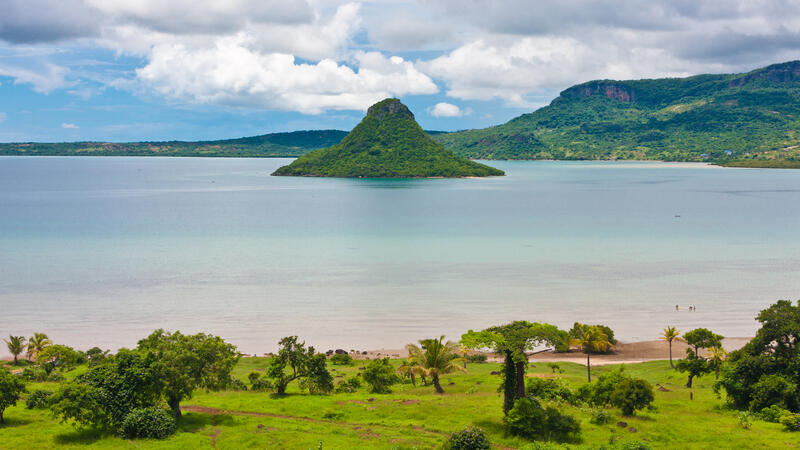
[46,371,65,382]
[737,411,752,430]
[26,390,53,409]
[610,379,654,416]
[227,379,248,391]
[444,426,491,450]
[578,368,626,406]
[362,358,400,394]
[589,409,613,425]
[618,441,653,450]
[506,398,580,442]
[248,372,272,392]
[119,407,177,439]
[466,354,488,363]
[20,367,48,382]
[330,354,354,366]
[779,413,800,432]
[759,405,791,423]
[0,369,27,424]
[525,377,576,404]
[334,376,362,394]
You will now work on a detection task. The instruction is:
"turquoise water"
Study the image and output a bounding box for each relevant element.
[1,156,799,355]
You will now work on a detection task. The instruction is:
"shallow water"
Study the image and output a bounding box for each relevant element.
[1,156,799,355]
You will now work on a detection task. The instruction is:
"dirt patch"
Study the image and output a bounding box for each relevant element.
[526,373,556,378]
[400,399,419,405]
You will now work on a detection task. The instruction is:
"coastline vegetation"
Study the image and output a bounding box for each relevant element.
[2,300,800,448]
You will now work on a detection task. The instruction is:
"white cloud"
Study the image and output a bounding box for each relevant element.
[429,102,463,117]
[61,122,78,129]
[0,62,72,93]
[135,35,437,113]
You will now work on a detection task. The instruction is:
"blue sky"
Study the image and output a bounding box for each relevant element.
[1,0,799,142]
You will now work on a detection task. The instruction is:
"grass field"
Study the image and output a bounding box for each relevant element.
[1,358,796,449]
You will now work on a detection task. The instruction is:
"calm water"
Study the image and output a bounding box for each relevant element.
[1,156,799,355]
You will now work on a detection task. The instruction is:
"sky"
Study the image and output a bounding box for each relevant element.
[1,0,799,142]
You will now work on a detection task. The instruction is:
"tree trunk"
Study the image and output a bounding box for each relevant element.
[669,341,674,368]
[715,366,720,380]
[432,374,444,394]
[410,373,416,386]
[586,353,592,383]
[13,354,17,365]
[168,396,182,419]
[515,360,526,399]
[421,374,427,385]
[0,410,4,424]
[503,350,515,415]
[686,374,694,388]
[277,382,287,395]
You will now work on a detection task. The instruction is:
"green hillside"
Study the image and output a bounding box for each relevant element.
[272,98,504,178]
[434,61,800,166]
[0,130,348,157]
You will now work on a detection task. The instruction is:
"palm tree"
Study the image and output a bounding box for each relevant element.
[709,346,727,380]
[406,336,466,393]
[396,360,427,386]
[4,335,26,365]
[569,326,611,382]
[26,332,51,361]
[660,326,681,368]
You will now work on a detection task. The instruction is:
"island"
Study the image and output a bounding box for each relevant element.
[271,98,504,178]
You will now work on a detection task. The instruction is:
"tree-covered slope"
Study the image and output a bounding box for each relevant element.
[0,130,348,157]
[434,61,800,164]
[272,99,504,178]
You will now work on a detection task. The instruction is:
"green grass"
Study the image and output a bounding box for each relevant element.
[1,358,796,449]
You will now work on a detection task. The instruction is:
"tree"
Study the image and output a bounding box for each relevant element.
[362,358,400,393]
[50,349,161,430]
[676,351,712,388]
[569,326,611,382]
[137,329,239,418]
[266,336,332,396]
[660,326,680,368]
[682,328,723,356]
[36,345,82,373]
[406,336,465,394]
[716,300,800,412]
[4,336,25,365]
[0,369,26,424]
[26,333,51,361]
[709,346,727,380]
[462,321,565,414]
[396,360,426,386]
[569,323,617,349]
[610,378,654,415]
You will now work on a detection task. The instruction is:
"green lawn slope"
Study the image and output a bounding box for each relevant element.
[272,98,504,178]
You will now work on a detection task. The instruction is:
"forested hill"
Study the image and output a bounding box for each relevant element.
[433,61,800,166]
[0,130,348,157]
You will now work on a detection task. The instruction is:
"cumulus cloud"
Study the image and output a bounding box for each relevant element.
[61,123,79,129]
[0,62,72,93]
[429,102,464,117]
[136,36,437,113]
[0,0,101,43]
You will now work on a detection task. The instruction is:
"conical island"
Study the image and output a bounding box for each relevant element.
[271,98,504,178]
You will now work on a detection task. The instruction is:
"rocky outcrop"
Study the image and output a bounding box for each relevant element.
[728,60,800,87]
[560,82,636,102]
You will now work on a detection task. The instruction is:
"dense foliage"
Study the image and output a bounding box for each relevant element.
[505,397,581,442]
[267,336,333,395]
[272,98,504,178]
[444,426,492,450]
[0,130,348,157]
[716,300,800,412]
[0,369,26,424]
[610,378,655,415]
[119,407,177,440]
[25,389,53,409]
[434,61,800,165]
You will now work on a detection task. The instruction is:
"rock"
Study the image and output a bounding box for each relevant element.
[257,424,264,429]
[334,349,347,355]
[628,427,637,433]
[617,421,628,428]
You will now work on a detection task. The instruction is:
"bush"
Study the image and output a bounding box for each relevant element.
[362,358,400,394]
[119,407,177,439]
[610,379,654,416]
[227,379,248,391]
[444,426,491,450]
[466,354,488,363]
[525,377,576,404]
[589,409,613,425]
[334,376,362,394]
[20,366,48,382]
[618,441,653,450]
[749,374,796,411]
[737,411,752,430]
[506,398,580,442]
[248,372,272,392]
[759,405,790,423]
[779,413,800,432]
[26,390,53,409]
[46,371,65,382]
[330,354,354,366]
[578,369,626,406]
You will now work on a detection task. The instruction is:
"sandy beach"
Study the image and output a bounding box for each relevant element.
[348,337,751,366]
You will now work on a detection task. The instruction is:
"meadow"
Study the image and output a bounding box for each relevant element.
[1,356,796,449]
